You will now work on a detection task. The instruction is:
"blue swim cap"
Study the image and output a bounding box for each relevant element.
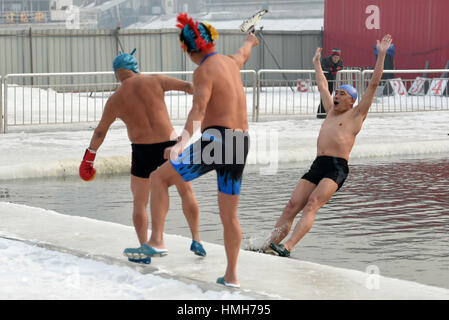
[339,84,358,101]
[113,48,139,73]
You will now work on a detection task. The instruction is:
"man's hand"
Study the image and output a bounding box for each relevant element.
[355,34,393,119]
[79,148,97,181]
[164,142,183,161]
[376,34,392,55]
[186,82,194,95]
[245,33,258,47]
[313,47,322,65]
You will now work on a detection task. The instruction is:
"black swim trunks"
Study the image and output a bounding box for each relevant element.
[170,126,250,195]
[301,156,349,190]
[131,140,177,178]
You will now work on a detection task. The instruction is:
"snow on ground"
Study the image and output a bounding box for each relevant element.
[0,234,252,300]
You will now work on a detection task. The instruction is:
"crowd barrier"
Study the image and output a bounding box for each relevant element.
[1,69,448,133]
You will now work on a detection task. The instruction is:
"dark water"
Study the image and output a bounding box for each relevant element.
[1,154,448,289]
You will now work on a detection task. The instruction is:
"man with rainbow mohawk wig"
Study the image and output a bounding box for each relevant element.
[80,49,208,263]
[123,13,258,288]
[264,35,393,258]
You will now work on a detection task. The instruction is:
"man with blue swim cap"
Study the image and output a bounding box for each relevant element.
[338,84,358,101]
[81,48,208,263]
[113,48,139,74]
[264,35,393,258]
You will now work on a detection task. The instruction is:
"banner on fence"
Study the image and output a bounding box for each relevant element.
[427,78,448,96]
[297,79,312,92]
[389,78,408,96]
[408,77,427,95]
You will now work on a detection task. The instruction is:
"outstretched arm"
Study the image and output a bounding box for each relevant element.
[355,34,392,119]
[159,74,193,94]
[313,48,333,112]
[228,33,259,69]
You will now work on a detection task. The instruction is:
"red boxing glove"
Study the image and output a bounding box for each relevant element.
[79,148,97,181]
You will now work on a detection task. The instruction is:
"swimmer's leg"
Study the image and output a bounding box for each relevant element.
[264,178,316,250]
[175,180,203,245]
[147,161,187,250]
[218,191,241,287]
[282,178,338,252]
[130,174,151,245]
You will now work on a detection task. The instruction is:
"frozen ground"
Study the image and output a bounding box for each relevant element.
[0,234,252,300]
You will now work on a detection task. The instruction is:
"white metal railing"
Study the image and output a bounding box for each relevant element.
[1,69,448,132]
[3,72,117,133]
[1,70,257,133]
[254,69,362,121]
[361,69,449,113]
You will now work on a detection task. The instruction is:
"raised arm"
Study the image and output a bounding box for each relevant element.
[313,47,333,112]
[355,34,392,119]
[228,33,258,69]
[159,74,193,94]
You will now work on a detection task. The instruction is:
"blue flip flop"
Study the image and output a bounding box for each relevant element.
[128,256,151,264]
[123,244,168,259]
[216,276,240,289]
[190,240,206,257]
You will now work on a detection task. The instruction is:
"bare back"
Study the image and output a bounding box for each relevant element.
[316,107,364,161]
[112,75,174,144]
[197,54,248,131]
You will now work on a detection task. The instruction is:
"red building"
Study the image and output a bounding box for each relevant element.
[323,0,449,71]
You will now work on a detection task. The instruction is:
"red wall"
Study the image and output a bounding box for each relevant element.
[324,0,449,71]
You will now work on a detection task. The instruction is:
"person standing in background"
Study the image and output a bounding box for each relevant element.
[317,48,344,118]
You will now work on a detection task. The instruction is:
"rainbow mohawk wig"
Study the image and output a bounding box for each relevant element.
[177,13,218,53]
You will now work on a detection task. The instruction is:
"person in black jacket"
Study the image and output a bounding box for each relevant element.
[317,48,343,118]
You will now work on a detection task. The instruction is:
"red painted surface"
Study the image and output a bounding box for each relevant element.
[324,0,449,75]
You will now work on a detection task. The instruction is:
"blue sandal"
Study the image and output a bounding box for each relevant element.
[269,243,290,257]
[190,240,206,257]
[216,276,240,289]
[123,244,168,259]
[128,257,152,264]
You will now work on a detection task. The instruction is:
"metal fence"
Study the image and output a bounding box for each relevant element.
[255,69,362,120]
[1,69,448,133]
[1,70,257,133]
[361,70,449,113]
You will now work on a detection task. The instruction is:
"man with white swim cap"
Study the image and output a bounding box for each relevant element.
[79,49,207,263]
[264,35,393,257]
